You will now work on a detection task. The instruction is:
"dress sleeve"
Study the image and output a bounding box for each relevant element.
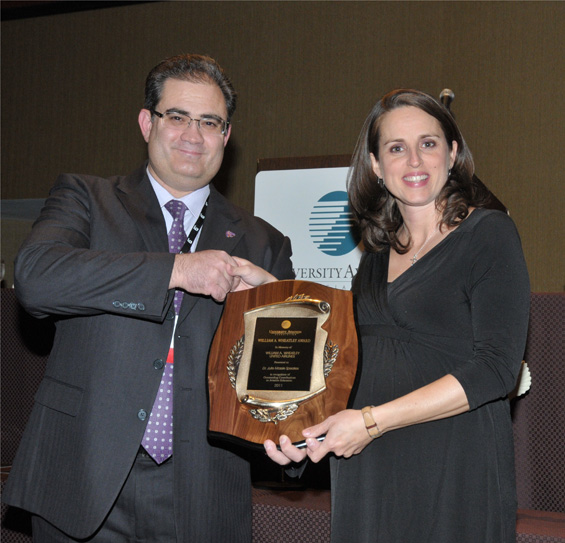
[450,211,530,410]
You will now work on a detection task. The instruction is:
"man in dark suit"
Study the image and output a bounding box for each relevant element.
[3,54,294,542]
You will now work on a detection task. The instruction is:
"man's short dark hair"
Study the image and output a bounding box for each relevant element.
[144,54,237,121]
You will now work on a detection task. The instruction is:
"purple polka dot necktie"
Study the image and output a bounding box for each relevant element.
[141,199,187,463]
[164,200,189,314]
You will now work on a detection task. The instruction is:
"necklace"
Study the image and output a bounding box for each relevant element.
[406,224,439,266]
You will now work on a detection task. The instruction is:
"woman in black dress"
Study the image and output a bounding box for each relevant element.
[265,89,530,542]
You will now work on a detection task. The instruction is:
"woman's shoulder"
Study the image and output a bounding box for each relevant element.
[457,207,516,235]
[455,207,524,264]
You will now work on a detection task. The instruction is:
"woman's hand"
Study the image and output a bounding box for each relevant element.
[264,435,308,466]
[228,257,277,291]
[266,375,471,465]
[302,409,374,463]
[302,375,470,463]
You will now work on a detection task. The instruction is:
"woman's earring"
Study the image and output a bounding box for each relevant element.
[378,177,385,187]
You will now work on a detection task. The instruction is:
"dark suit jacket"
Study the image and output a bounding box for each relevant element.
[3,164,294,541]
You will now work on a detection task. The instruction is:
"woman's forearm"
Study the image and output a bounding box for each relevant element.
[372,374,470,434]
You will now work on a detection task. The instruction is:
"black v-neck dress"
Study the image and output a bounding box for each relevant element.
[329,209,530,543]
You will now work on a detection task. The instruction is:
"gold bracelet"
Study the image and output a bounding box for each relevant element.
[361,405,383,439]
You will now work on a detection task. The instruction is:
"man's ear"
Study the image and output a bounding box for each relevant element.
[223,123,232,148]
[138,109,153,143]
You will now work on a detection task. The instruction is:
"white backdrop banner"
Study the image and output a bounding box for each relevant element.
[255,167,363,290]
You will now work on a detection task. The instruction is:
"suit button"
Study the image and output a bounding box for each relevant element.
[153,359,164,370]
[113,301,121,308]
[138,409,147,421]
[121,302,129,309]
[138,303,146,311]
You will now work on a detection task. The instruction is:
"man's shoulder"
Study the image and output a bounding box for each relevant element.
[208,185,285,237]
[55,164,147,191]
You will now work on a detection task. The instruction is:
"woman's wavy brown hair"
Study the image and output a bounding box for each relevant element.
[347,89,491,253]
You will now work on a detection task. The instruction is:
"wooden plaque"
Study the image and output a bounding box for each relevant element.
[208,280,358,447]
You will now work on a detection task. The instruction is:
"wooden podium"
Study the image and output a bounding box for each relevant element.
[208,280,358,447]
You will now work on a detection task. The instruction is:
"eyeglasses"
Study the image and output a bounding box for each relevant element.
[151,109,229,135]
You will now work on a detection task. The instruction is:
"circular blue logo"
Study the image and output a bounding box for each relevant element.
[309,191,360,256]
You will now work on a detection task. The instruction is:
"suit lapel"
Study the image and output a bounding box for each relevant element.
[115,163,168,253]
[197,186,243,253]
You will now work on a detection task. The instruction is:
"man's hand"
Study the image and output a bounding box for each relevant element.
[169,250,241,302]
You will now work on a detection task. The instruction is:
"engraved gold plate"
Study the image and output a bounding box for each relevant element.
[227,296,337,424]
